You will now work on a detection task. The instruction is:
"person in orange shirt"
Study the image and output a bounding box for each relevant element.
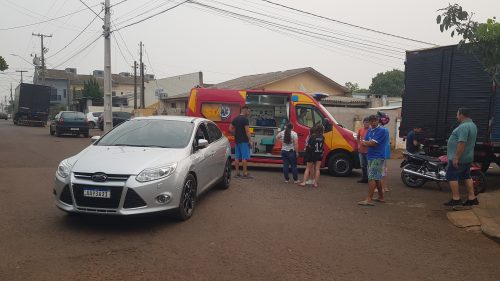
[357,117,370,183]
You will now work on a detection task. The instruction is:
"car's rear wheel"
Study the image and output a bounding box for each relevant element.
[175,174,197,221]
[217,159,232,190]
[89,121,96,129]
[55,129,61,137]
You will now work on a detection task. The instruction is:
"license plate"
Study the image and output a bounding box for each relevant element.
[70,128,79,131]
[83,188,111,198]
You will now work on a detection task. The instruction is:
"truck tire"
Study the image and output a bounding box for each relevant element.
[327,152,353,177]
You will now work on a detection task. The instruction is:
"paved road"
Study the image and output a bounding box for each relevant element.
[0,120,499,281]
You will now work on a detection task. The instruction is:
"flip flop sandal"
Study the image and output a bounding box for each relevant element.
[357,200,375,206]
[374,198,386,203]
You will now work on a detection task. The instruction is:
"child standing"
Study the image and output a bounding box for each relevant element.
[277,123,299,183]
[299,124,325,187]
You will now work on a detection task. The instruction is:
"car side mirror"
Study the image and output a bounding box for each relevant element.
[197,139,209,149]
[91,136,101,143]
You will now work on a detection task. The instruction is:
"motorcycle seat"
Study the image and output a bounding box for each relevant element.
[410,154,441,163]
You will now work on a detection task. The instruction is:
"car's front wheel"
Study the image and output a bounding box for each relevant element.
[175,174,197,221]
[89,121,96,129]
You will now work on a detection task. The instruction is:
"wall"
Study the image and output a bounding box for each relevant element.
[45,79,69,107]
[325,107,402,148]
[144,72,202,107]
[263,72,346,96]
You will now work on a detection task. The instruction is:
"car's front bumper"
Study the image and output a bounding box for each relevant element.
[54,171,186,215]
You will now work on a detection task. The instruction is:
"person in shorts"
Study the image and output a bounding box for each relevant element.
[357,117,370,183]
[229,106,253,178]
[299,124,324,188]
[358,115,387,206]
[444,107,478,207]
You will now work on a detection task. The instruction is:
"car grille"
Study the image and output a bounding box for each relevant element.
[73,172,130,182]
[60,185,73,205]
[72,184,123,209]
[123,189,147,209]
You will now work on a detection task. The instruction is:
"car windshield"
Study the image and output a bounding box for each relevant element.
[62,112,86,120]
[96,119,194,148]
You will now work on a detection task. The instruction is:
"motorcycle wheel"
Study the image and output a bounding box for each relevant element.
[401,169,426,188]
[470,170,487,195]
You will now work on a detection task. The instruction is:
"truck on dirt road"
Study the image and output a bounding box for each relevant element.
[400,44,499,171]
[13,83,51,127]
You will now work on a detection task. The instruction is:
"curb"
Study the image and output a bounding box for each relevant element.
[472,193,500,243]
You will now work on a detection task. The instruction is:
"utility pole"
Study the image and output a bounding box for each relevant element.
[133,61,137,109]
[32,33,52,85]
[16,70,28,83]
[10,83,13,114]
[139,42,145,109]
[103,0,113,132]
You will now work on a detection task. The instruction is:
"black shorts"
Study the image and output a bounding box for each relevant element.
[304,151,322,163]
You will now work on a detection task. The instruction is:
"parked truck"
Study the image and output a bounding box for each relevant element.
[400,44,499,171]
[13,83,51,126]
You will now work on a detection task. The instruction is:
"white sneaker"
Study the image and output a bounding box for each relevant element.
[284,180,289,183]
[306,179,315,185]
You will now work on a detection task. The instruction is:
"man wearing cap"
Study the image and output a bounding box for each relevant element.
[358,115,387,206]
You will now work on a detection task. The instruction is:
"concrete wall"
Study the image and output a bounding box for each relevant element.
[144,72,202,107]
[263,72,346,96]
[325,107,402,148]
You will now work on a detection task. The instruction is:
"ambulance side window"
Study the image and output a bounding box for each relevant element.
[296,105,325,128]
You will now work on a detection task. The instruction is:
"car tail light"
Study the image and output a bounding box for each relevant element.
[58,118,64,125]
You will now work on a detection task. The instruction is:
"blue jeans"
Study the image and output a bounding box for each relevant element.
[359,153,368,181]
[281,150,298,181]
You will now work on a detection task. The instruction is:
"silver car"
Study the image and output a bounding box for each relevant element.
[54,116,232,220]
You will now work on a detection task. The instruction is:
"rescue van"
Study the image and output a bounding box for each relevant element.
[186,88,360,176]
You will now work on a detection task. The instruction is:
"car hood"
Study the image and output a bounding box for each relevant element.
[71,145,187,175]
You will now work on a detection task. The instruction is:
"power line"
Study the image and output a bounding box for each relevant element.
[188,1,404,60]
[202,0,405,54]
[0,4,101,31]
[47,12,102,59]
[53,35,102,69]
[113,33,132,67]
[79,0,104,20]
[114,0,176,26]
[260,0,437,46]
[113,0,191,32]
[111,0,129,8]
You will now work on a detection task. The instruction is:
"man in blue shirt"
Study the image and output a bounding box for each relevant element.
[406,124,423,153]
[358,115,387,206]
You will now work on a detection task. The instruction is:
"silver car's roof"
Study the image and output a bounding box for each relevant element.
[132,115,204,124]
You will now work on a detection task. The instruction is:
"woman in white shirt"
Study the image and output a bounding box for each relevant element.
[276,123,299,183]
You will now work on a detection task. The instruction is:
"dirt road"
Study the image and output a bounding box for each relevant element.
[0,120,499,281]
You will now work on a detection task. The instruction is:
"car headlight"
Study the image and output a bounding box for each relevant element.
[136,163,177,183]
[57,160,73,178]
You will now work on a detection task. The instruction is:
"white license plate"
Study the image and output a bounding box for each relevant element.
[70,128,79,131]
[83,189,111,198]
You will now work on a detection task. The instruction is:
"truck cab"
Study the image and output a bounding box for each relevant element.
[186,88,359,176]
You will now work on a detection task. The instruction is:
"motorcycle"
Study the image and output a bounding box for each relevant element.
[400,151,487,195]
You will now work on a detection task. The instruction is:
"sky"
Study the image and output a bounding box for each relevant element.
[1,0,498,103]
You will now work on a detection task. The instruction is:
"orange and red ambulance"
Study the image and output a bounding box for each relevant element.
[186,88,360,176]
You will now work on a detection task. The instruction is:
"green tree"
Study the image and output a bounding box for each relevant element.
[344,82,359,93]
[82,76,103,99]
[437,4,500,84]
[368,69,404,97]
[0,56,8,71]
